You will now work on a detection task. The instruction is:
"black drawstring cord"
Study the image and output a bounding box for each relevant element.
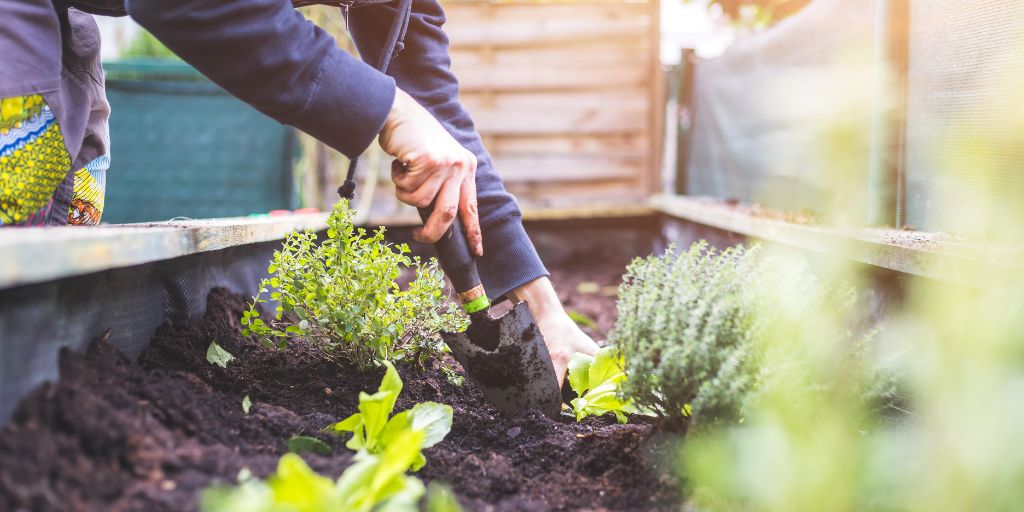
[338,0,414,201]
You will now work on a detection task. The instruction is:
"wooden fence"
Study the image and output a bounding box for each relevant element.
[344,0,661,222]
[444,0,662,207]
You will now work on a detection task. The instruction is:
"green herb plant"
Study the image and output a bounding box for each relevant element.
[567,346,641,423]
[612,241,896,431]
[241,200,466,369]
[612,242,765,430]
[327,361,452,471]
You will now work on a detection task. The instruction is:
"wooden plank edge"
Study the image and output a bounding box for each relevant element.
[0,213,329,290]
[365,203,655,227]
[651,194,1024,289]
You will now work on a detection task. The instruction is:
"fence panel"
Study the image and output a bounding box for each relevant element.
[443,0,661,207]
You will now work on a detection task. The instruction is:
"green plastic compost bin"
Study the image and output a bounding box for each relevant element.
[102,59,297,224]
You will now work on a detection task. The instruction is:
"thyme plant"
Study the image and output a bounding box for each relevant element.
[611,241,896,431]
[612,242,765,429]
[242,201,466,369]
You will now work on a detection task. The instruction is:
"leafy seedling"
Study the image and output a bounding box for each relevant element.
[207,340,235,368]
[425,483,463,512]
[287,436,331,456]
[327,362,452,471]
[242,395,252,415]
[567,347,640,423]
[440,365,464,387]
[201,431,428,512]
[335,430,427,511]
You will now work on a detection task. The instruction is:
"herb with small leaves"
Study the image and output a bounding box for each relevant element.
[241,200,466,370]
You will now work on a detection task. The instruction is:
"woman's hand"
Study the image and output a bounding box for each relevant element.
[379,89,482,256]
[510,276,601,386]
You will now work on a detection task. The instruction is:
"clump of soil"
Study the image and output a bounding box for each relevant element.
[0,286,680,511]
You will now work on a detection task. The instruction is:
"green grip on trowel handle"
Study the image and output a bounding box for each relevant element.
[418,206,490,315]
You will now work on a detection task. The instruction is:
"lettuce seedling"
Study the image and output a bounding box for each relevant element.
[328,361,452,471]
[335,429,427,511]
[201,429,429,512]
[206,340,234,368]
[567,346,639,423]
[287,435,331,456]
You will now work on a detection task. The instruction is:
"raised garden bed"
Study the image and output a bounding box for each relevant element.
[0,254,680,511]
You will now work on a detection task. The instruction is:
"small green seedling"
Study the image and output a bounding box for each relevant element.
[242,395,252,415]
[207,340,235,368]
[287,436,331,456]
[327,361,452,471]
[425,483,463,512]
[440,365,464,387]
[567,347,639,423]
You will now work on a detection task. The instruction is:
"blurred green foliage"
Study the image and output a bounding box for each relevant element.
[202,432,429,512]
[120,30,178,60]
[674,37,1024,511]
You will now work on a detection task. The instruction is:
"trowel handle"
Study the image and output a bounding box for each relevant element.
[418,207,490,314]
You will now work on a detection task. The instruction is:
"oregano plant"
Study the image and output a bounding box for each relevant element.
[242,201,466,369]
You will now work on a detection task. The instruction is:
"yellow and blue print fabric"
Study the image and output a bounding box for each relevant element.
[68,155,108,225]
[0,95,71,226]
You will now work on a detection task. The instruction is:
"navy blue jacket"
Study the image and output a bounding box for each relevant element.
[125,0,547,299]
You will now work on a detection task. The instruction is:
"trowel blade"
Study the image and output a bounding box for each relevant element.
[442,301,562,419]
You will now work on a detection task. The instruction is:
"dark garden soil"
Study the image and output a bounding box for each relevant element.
[0,267,681,511]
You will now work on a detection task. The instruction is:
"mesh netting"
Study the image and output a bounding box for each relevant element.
[903,0,1024,231]
[685,0,881,217]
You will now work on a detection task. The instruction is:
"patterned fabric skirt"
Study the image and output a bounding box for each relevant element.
[0,95,71,226]
[2,7,111,228]
[0,96,108,227]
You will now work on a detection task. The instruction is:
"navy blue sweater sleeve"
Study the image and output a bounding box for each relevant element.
[349,0,548,299]
[125,0,396,159]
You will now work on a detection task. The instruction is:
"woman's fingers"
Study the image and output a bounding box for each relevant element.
[395,169,446,208]
[391,158,430,193]
[458,164,482,256]
[414,177,463,244]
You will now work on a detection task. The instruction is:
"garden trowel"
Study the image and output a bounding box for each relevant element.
[420,209,562,419]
